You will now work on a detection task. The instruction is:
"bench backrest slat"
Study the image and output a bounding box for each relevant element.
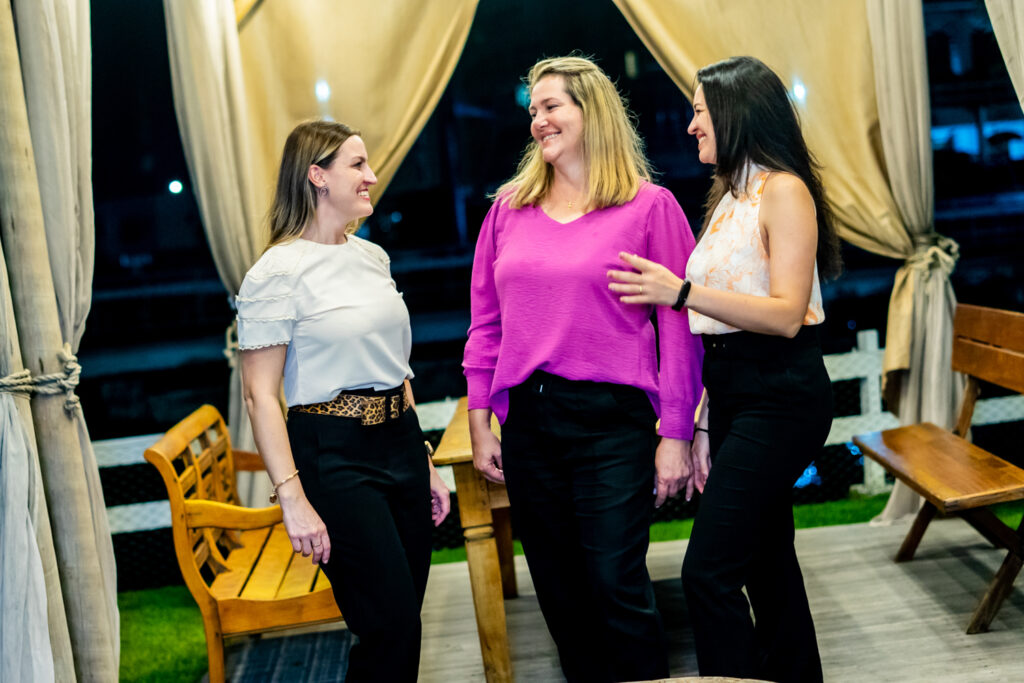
[953,304,1024,395]
[144,405,243,594]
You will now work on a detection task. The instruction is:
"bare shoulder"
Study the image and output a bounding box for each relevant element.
[762,171,813,207]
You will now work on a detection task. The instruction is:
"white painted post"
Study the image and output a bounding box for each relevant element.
[850,330,892,495]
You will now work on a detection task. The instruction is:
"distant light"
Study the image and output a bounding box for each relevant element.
[390,211,403,224]
[516,83,530,110]
[792,80,806,103]
[315,80,331,103]
[168,180,183,194]
[847,319,857,330]
[624,50,639,79]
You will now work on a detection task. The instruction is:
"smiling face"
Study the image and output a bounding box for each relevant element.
[310,135,377,222]
[687,84,717,165]
[529,75,584,169]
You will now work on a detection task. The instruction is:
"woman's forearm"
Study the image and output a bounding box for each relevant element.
[245,393,300,492]
[686,283,808,338]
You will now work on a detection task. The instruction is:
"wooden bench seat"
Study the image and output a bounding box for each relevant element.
[145,405,342,683]
[853,303,1024,634]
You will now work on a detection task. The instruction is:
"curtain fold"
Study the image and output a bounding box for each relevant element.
[237,0,480,211]
[165,0,479,504]
[163,0,265,502]
[2,0,118,679]
[0,241,57,683]
[612,0,909,259]
[867,0,963,522]
[986,0,1024,112]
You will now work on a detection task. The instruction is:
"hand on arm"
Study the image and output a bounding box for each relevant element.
[608,174,819,337]
[468,408,504,484]
[241,346,330,565]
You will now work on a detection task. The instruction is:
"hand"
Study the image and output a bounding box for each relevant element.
[607,252,685,307]
[470,427,505,484]
[277,483,331,565]
[654,437,692,507]
[691,430,711,494]
[428,462,451,526]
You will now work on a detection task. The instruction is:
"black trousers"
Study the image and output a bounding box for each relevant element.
[681,327,832,682]
[501,370,669,683]
[287,387,433,683]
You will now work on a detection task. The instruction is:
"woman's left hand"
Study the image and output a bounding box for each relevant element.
[608,252,684,307]
[654,437,692,507]
[428,462,451,527]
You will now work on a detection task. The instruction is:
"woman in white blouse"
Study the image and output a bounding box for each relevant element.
[237,120,450,683]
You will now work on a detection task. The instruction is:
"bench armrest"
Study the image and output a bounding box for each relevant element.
[232,449,266,471]
[184,499,283,529]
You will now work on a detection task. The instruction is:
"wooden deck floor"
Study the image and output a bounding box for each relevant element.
[417,517,1024,682]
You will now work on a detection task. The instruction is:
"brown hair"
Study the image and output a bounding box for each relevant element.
[266,119,359,248]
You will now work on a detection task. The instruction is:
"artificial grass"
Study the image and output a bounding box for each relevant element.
[118,585,207,682]
[119,495,1024,681]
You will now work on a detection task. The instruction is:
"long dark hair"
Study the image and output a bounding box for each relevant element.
[697,56,841,280]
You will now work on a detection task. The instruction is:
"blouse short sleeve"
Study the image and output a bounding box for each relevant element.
[235,248,298,350]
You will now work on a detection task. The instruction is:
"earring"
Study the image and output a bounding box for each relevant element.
[318,185,328,198]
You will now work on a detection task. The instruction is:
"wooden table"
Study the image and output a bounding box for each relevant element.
[433,397,517,683]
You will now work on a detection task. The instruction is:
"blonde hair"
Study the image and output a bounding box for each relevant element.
[266,119,359,249]
[496,56,651,211]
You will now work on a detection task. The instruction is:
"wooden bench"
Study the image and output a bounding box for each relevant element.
[853,303,1024,633]
[144,405,342,683]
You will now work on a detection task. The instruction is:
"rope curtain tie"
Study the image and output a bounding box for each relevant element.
[906,234,960,276]
[0,343,82,412]
[224,319,239,369]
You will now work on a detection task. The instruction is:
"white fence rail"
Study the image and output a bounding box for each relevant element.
[96,329,1024,534]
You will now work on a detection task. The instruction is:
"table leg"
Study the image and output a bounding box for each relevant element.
[454,463,513,683]
[493,507,518,599]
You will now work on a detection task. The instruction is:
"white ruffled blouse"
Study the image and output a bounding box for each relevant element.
[236,235,413,406]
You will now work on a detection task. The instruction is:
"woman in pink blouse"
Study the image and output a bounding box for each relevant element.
[609,56,842,682]
[463,56,703,683]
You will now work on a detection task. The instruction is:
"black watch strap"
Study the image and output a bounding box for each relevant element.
[671,279,692,311]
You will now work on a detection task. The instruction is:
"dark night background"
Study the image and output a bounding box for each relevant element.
[83,0,1024,441]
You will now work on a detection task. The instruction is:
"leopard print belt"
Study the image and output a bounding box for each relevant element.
[289,390,410,425]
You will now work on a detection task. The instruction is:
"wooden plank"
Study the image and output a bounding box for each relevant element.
[239,525,294,600]
[954,303,1024,354]
[853,423,1024,512]
[952,338,1024,395]
[415,523,1024,682]
[209,527,274,599]
[434,397,501,467]
[277,554,322,599]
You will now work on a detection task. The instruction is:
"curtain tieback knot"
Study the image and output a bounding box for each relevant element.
[0,343,81,413]
[224,319,239,368]
[906,234,959,277]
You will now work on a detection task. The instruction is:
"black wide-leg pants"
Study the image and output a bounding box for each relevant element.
[287,387,433,683]
[681,327,832,683]
[501,370,669,683]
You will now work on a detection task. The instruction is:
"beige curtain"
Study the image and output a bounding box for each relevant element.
[0,246,57,683]
[237,0,480,211]
[163,0,266,502]
[2,0,116,679]
[987,0,1024,111]
[165,0,478,504]
[613,0,961,518]
[867,0,963,521]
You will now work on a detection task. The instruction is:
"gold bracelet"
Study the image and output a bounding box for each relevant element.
[269,469,299,504]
